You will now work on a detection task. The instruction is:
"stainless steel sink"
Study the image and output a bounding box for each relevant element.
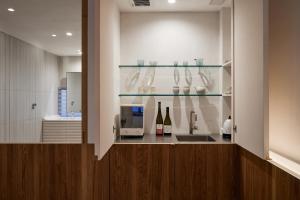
[176,135,216,142]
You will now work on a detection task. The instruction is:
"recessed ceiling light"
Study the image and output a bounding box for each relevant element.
[66,32,73,36]
[168,0,176,4]
[77,50,82,55]
[7,8,15,12]
[51,34,57,37]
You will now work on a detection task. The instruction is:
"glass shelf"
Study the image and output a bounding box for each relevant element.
[222,61,232,68]
[119,93,222,97]
[119,65,222,68]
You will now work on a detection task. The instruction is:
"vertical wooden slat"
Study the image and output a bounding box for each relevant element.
[81,0,88,144]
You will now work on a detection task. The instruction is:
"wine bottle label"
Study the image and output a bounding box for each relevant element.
[164,125,172,134]
[156,124,163,135]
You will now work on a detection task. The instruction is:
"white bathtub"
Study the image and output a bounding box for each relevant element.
[43,115,81,121]
[42,115,82,143]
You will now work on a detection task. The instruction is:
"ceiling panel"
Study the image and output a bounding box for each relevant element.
[0,0,81,56]
[117,0,232,12]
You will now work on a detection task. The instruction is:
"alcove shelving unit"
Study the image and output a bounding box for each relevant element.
[119,63,226,135]
[221,60,232,127]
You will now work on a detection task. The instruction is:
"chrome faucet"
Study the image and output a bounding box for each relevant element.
[189,111,198,135]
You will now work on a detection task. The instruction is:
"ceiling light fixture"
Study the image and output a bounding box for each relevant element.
[66,32,73,36]
[51,34,57,37]
[7,8,15,12]
[168,0,176,4]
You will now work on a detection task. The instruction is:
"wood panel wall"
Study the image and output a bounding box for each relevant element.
[109,144,174,200]
[0,144,299,200]
[81,0,88,144]
[174,144,238,200]
[0,144,109,200]
[238,146,300,200]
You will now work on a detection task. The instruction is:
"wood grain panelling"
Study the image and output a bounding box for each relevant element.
[0,143,299,199]
[109,144,174,200]
[174,144,237,200]
[92,150,110,200]
[238,146,300,200]
[272,165,300,200]
[0,144,109,200]
[237,146,272,200]
[82,0,88,143]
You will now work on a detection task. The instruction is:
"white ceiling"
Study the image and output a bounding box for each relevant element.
[0,0,231,56]
[117,0,232,12]
[0,0,81,56]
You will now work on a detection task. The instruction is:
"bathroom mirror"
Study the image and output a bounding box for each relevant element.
[0,0,83,143]
[67,72,82,114]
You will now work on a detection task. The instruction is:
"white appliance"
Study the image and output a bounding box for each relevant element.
[221,116,232,139]
[120,104,144,136]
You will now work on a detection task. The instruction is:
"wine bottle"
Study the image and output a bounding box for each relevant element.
[164,107,172,136]
[156,102,163,136]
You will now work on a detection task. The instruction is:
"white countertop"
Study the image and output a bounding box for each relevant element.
[115,134,233,145]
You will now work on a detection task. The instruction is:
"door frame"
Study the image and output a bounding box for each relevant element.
[82,0,88,144]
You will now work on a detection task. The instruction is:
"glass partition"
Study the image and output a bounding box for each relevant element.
[0,0,82,143]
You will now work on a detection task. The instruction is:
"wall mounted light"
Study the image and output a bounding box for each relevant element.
[8,8,15,12]
[66,32,73,36]
[51,34,57,37]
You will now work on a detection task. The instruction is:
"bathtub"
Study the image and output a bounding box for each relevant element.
[43,115,82,121]
[42,115,82,143]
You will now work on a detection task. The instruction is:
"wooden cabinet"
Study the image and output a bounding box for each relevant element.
[109,144,174,200]
[174,144,238,200]
[109,144,237,200]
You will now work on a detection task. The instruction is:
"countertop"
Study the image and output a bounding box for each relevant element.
[114,134,233,144]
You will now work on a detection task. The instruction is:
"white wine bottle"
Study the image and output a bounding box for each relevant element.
[156,102,163,136]
[163,107,172,136]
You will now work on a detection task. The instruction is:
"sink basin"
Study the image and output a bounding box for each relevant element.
[176,135,216,142]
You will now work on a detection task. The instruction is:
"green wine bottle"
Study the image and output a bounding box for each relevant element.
[156,102,163,136]
[163,107,172,136]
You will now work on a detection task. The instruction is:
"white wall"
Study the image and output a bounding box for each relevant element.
[0,31,60,143]
[67,72,82,113]
[121,12,220,65]
[220,8,232,64]
[0,32,9,141]
[59,56,82,87]
[269,0,300,164]
[120,12,221,135]
[220,7,232,127]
